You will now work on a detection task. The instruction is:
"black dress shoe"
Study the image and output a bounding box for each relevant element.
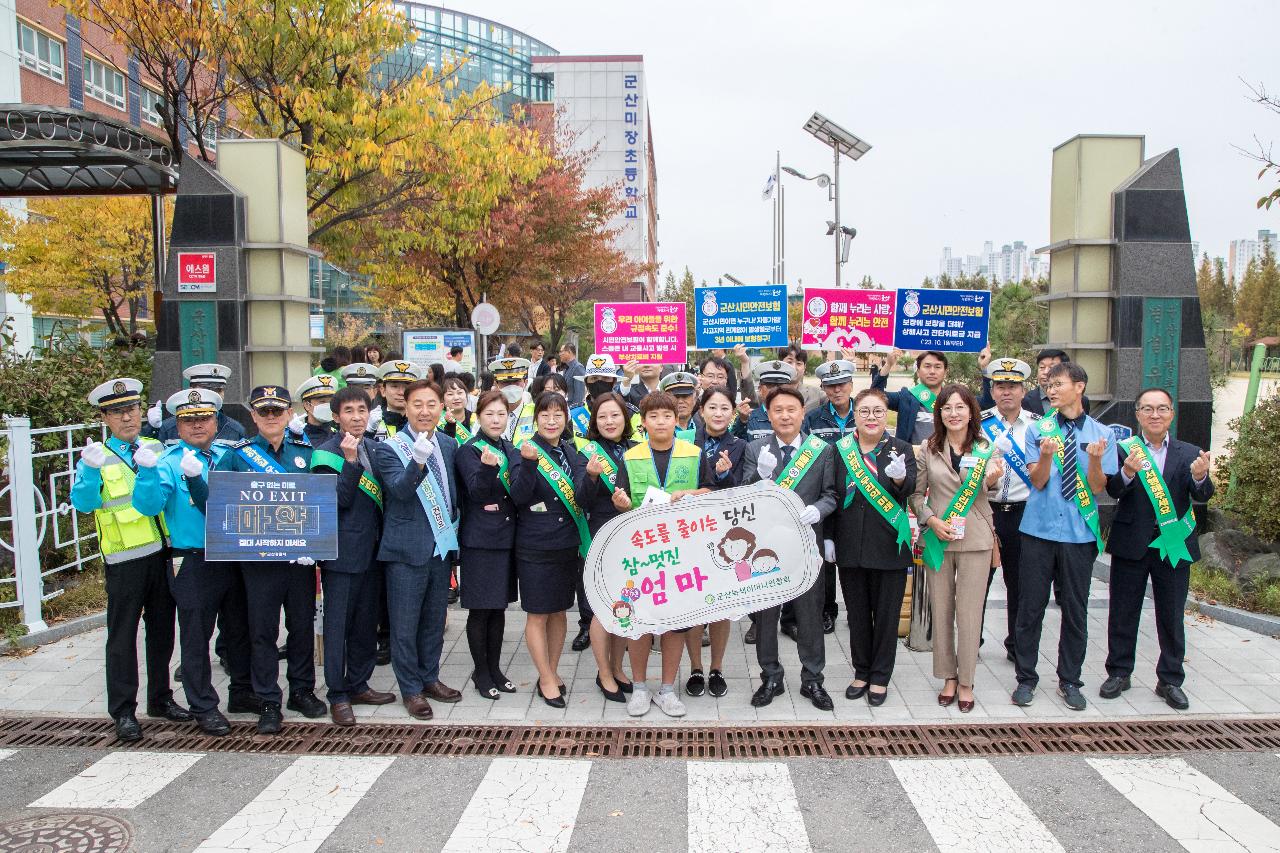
[744,623,757,645]
[822,614,835,635]
[750,680,784,708]
[595,675,626,703]
[147,697,193,722]
[845,682,868,701]
[287,691,327,718]
[227,693,265,715]
[867,688,888,707]
[492,671,518,693]
[800,682,834,711]
[1099,675,1131,700]
[257,702,283,734]
[194,709,231,736]
[570,627,591,652]
[376,645,391,666]
[447,586,459,604]
[1155,681,1190,710]
[780,623,799,642]
[536,683,566,709]
[114,714,142,743]
[173,665,183,683]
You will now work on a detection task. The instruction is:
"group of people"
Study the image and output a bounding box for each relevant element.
[71,338,1212,743]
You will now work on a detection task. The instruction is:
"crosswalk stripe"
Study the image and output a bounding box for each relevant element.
[442,757,592,853]
[890,758,1064,853]
[0,749,15,762]
[194,756,393,853]
[1088,757,1280,853]
[687,761,811,853]
[30,751,203,809]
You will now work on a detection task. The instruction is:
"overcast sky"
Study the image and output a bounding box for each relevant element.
[464,0,1278,290]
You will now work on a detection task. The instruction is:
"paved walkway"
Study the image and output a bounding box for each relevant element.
[3,572,1278,726]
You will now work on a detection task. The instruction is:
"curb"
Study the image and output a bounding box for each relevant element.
[1,611,106,654]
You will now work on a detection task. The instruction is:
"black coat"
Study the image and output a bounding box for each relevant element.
[1105,437,1213,565]
[456,435,519,550]
[509,434,597,551]
[832,434,918,570]
[312,433,382,573]
[583,437,633,535]
[693,424,748,490]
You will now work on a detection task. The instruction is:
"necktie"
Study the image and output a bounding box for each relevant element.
[426,437,451,517]
[1059,420,1079,501]
[200,449,213,467]
[779,443,795,471]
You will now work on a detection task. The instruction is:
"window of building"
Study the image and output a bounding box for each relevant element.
[84,57,126,110]
[139,87,164,126]
[202,123,217,153]
[16,20,64,83]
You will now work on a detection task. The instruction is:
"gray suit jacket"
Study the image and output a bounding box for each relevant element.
[373,431,460,566]
[741,432,838,540]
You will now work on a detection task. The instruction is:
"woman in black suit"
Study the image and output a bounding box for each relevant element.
[456,390,520,699]
[684,386,749,698]
[509,391,601,708]
[579,392,637,702]
[832,387,918,706]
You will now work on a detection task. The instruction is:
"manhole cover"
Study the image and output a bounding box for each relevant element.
[0,813,133,852]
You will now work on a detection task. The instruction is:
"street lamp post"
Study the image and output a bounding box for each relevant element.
[800,112,871,288]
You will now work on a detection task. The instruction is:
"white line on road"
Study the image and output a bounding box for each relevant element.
[441,757,592,853]
[30,751,203,809]
[1088,757,1280,853]
[0,749,15,762]
[687,761,812,853]
[194,755,393,853]
[890,758,1064,853]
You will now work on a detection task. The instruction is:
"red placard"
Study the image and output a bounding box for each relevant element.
[177,252,216,293]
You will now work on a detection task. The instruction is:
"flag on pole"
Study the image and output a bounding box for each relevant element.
[761,174,776,201]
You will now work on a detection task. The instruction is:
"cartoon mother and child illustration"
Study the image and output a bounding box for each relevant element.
[706,527,779,581]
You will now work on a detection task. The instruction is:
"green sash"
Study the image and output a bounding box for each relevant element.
[909,383,936,412]
[438,414,473,445]
[472,439,512,495]
[1119,436,1196,566]
[774,434,827,491]
[836,434,912,550]
[309,447,383,510]
[580,440,619,492]
[919,441,994,571]
[532,443,591,557]
[1037,410,1104,550]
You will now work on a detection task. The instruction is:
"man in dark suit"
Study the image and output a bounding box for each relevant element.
[373,379,463,720]
[741,386,838,711]
[1100,387,1213,711]
[311,388,397,726]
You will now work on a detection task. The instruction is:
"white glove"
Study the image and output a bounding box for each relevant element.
[756,444,778,481]
[80,440,106,469]
[884,449,907,480]
[147,400,163,428]
[410,432,436,464]
[291,557,316,566]
[133,445,158,468]
[179,448,204,478]
[823,539,836,563]
[368,405,383,427]
[994,433,1013,457]
[798,504,821,525]
[288,414,306,434]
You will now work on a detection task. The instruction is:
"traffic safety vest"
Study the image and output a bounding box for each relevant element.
[622,439,701,507]
[96,438,167,564]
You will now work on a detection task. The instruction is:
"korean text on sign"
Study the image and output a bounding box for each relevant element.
[594,301,687,365]
[892,287,991,353]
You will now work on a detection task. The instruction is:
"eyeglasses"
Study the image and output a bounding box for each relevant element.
[854,407,887,417]
[1136,404,1173,415]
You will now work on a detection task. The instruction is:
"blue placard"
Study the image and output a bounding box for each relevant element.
[892,287,991,353]
[1109,423,1134,443]
[204,472,338,562]
[693,285,789,350]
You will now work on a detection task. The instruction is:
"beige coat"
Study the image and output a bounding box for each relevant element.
[909,442,996,553]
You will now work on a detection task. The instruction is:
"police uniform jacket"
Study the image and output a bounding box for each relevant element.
[312,433,382,573]
[215,433,313,476]
[1105,436,1213,565]
[372,426,460,566]
[131,440,229,551]
[734,402,775,442]
[831,434,917,570]
[456,434,519,551]
[508,433,596,552]
[802,402,856,446]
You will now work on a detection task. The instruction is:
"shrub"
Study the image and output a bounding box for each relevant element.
[0,339,153,427]
[1217,394,1280,542]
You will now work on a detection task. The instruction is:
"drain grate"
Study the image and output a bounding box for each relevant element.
[2,715,1278,760]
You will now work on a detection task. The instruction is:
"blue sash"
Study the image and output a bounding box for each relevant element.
[388,433,459,559]
[981,415,1032,489]
[236,443,288,474]
[569,405,591,438]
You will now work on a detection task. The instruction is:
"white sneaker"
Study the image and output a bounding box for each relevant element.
[653,689,687,717]
[627,684,652,717]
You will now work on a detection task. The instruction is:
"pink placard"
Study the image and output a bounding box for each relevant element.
[800,287,896,352]
[594,302,687,364]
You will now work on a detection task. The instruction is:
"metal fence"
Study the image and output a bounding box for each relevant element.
[0,417,107,636]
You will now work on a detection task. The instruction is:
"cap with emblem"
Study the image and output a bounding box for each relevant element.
[658,371,697,396]
[296,375,338,402]
[88,378,144,411]
[488,357,531,383]
[814,359,856,386]
[166,387,222,418]
[377,360,423,383]
[182,363,231,389]
[577,353,620,384]
[248,385,292,411]
[753,359,797,386]
[984,357,1032,384]
[341,363,377,386]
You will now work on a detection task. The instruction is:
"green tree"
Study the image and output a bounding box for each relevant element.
[661,267,698,345]
[1236,258,1264,335]
[1214,258,1234,323]
[1259,241,1280,336]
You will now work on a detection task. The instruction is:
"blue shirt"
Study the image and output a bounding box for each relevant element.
[1019,411,1118,544]
[132,441,228,550]
[70,435,144,513]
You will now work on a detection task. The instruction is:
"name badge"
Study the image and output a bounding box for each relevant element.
[916,411,933,422]
[531,502,548,513]
[484,503,500,511]
[960,455,979,469]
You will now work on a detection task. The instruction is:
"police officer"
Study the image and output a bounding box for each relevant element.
[145,363,246,444]
[658,371,699,443]
[311,387,397,725]
[341,362,379,402]
[215,386,326,733]
[132,388,255,736]
[287,375,340,446]
[735,360,796,443]
[490,357,536,445]
[369,359,423,442]
[71,378,189,742]
[569,353,630,439]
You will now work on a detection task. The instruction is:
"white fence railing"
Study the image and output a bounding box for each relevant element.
[0,417,107,635]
